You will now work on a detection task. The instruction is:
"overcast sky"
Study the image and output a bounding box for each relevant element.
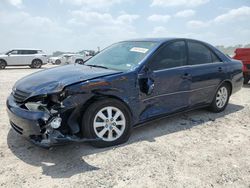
[0,0,249,54]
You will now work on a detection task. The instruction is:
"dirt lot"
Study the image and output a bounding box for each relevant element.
[0,64,250,188]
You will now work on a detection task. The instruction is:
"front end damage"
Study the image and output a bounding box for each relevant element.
[7,88,99,148]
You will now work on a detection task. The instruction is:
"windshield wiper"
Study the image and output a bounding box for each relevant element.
[86,64,109,69]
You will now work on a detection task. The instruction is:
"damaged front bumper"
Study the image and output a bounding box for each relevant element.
[6,95,98,148]
[28,130,100,148]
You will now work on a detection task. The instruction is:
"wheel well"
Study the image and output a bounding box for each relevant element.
[222,81,232,95]
[81,95,132,118]
[32,59,42,63]
[0,59,7,65]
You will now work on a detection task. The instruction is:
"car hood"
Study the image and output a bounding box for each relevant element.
[0,54,7,58]
[14,64,121,97]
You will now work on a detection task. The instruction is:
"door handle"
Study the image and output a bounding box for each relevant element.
[218,67,223,72]
[182,73,192,80]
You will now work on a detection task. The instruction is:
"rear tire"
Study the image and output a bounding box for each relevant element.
[82,98,132,148]
[0,60,6,69]
[243,77,249,84]
[31,59,42,68]
[209,83,230,113]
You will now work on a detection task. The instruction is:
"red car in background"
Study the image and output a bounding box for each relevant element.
[233,48,250,84]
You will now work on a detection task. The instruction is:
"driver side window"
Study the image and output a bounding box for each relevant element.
[9,50,18,55]
[148,41,187,71]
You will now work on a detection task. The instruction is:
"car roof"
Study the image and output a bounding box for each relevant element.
[12,48,43,51]
[235,48,250,51]
[123,38,176,43]
[122,37,210,45]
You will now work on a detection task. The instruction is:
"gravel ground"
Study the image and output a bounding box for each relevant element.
[0,65,250,188]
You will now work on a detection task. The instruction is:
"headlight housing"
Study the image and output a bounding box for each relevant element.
[25,102,49,113]
[49,90,67,103]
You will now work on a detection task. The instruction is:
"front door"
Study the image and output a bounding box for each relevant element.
[6,50,21,65]
[138,40,191,120]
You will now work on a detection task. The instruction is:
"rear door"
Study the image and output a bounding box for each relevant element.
[186,40,226,106]
[22,50,38,65]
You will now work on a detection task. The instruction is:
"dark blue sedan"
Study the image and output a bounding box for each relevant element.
[7,38,243,148]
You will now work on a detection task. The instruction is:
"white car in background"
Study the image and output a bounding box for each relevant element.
[49,53,87,65]
[0,49,47,69]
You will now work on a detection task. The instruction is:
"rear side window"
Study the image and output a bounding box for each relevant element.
[19,50,38,54]
[19,50,27,54]
[188,41,220,65]
[149,41,187,70]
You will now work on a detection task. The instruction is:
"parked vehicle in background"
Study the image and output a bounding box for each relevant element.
[0,49,47,69]
[48,53,87,65]
[80,50,96,56]
[232,48,250,84]
[80,50,96,61]
[7,38,243,148]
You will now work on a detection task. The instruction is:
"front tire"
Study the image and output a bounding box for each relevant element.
[75,59,84,64]
[82,98,132,148]
[209,83,230,113]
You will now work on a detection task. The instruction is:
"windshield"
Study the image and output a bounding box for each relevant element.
[85,41,158,71]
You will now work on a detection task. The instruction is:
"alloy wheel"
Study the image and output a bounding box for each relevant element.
[32,60,41,68]
[93,106,126,141]
[216,86,228,108]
